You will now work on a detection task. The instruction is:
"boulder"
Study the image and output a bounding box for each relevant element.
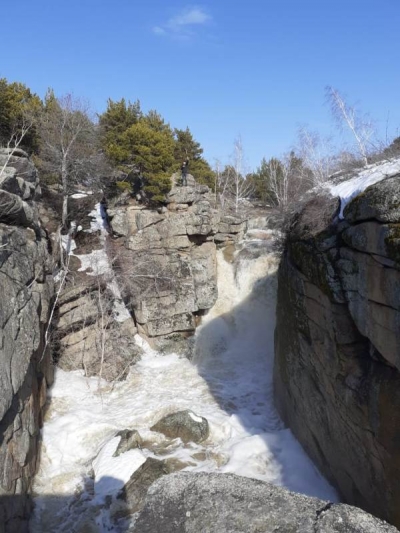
[116,458,171,514]
[113,429,143,457]
[151,410,209,443]
[133,473,397,533]
[344,174,400,223]
[0,148,39,201]
[0,189,39,229]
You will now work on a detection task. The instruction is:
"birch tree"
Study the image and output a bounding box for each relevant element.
[326,86,375,166]
[296,127,336,185]
[38,92,95,228]
[227,137,254,213]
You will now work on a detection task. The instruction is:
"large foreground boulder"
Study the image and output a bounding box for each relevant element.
[133,473,397,533]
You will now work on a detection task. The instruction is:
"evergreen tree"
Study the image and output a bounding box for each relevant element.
[0,78,42,153]
[98,98,142,164]
[121,121,175,202]
[174,127,214,188]
[142,110,172,134]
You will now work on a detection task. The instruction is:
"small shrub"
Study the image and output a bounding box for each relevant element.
[116,181,132,193]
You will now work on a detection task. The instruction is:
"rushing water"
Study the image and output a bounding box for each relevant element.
[31,232,337,532]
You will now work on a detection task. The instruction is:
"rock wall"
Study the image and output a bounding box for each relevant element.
[108,175,246,347]
[0,149,54,532]
[50,192,141,381]
[274,164,400,527]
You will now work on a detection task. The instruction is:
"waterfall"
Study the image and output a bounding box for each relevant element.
[31,233,337,532]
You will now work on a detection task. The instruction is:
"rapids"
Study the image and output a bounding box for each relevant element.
[31,233,337,532]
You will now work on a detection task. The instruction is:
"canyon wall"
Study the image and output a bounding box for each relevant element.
[274,162,400,527]
[0,149,54,532]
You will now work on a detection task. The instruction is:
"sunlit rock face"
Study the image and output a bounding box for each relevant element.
[0,149,54,532]
[108,175,247,348]
[134,472,398,533]
[274,159,400,528]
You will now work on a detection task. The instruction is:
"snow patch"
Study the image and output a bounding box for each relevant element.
[92,438,146,501]
[327,158,400,218]
[70,193,88,199]
[189,411,204,423]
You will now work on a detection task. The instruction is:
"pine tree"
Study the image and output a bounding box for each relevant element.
[0,78,42,153]
[98,98,142,164]
[121,121,175,202]
[174,127,214,188]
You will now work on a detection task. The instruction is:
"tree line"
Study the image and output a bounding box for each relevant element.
[0,78,216,225]
[1,77,399,225]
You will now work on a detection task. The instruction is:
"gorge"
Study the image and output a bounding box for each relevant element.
[1,148,400,532]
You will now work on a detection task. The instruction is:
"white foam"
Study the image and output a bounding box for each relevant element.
[33,239,338,531]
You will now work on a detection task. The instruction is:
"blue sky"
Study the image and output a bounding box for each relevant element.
[1,0,399,170]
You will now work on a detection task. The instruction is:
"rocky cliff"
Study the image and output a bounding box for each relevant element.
[108,174,246,350]
[274,159,400,527]
[0,149,54,532]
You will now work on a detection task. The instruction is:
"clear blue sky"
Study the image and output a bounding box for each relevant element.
[1,0,399,170]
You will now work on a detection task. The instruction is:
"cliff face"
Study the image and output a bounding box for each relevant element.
[274,161,400,527]
[0,149,54,532]
[108,174,246,348]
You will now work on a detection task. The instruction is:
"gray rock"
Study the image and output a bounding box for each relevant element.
[133,473,397,533]
[344,174,400,223]
[117,458,171,514]
[0,189,39,229]
[113,429,143,457]
[0,148,39,201]
[274,160,400,528]
[190,242,218,310]
[0,216,53,530]
[151,410,209,443]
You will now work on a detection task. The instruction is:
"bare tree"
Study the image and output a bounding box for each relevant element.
[213,158,231,210]
[266,157,289,209]
[0,111,36,180]
[38,93,96,228]
[226,137,255,213]
[296,127,338,186]
[326,86,375,166]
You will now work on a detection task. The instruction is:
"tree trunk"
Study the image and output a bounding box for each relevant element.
[61,158,68,228]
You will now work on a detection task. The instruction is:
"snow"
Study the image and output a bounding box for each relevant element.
[327,158,400,218]
[70,193,88,199]
[92,439,146,501]
[60,203,131,323]
[189,411,204,423]
[32,239,338,531]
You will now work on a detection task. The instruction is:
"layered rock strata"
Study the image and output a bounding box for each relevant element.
[108,175,246,343]
[274,162,400,527]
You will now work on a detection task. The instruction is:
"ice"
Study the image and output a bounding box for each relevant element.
[327,157,400,218]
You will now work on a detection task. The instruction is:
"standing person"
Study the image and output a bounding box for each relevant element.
[181,158,189,186]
